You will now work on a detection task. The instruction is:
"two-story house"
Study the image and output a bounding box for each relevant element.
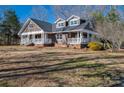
[18,15,98,48]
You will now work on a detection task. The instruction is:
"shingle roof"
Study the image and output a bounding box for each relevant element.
[30,18,52,32]
[18,18,52,35]
[53,18,94,32]
[18,17,95,36]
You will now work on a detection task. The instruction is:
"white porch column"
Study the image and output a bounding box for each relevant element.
[41,33,42,43]
[32,34,35,43]
[20,35,23,45]
[77,32,80,44]
[80,32,82,38]
[27,34,30,44]
[43,33,47,44]
[80,32,82,44]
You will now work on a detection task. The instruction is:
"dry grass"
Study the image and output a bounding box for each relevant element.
[0,45,124,87]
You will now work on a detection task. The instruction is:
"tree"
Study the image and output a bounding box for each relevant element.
[53,5,91,19]
[93,7,124,51]
[1,10,21,45]
[31,6,48,21]
[53,5,82,19]
[107,6,120,22]
[53,5,108,19]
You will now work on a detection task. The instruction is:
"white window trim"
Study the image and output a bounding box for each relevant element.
[69,19,80,26]
[56,34,62,39]
[55,18,65,23]
[56,21,65,28]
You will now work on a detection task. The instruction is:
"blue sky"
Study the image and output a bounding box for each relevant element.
[0,5,124,24]
[0,5,55,23]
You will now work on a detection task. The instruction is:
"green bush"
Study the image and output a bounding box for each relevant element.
[88,42,103,51]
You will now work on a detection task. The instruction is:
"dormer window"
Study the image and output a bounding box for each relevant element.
[56,21,65,28]
[69,19,80,26]
[70,20,78,25]
[58,22,64,27]
[55,18,66,28]
[67,15,80,26]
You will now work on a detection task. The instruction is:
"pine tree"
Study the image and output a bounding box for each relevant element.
[2,10,21,45]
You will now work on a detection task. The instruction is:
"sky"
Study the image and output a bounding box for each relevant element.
[0,5,55,23]
[0,5,124,24]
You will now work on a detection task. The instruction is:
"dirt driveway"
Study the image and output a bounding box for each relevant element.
[0,46,124,87]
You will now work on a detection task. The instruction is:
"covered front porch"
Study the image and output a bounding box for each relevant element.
[56,31,95,45]
[20,32,52,45]
[67,31,91,44]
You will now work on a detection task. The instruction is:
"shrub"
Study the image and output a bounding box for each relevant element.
[88,42,103,51]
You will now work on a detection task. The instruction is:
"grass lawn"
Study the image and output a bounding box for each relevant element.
[0,46,124,87]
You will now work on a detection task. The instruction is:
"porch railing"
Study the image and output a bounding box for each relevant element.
[67,38,81,44]
[81,38,90,44]
[57,39,63,43]
[21,38,52,45]
[67,38,90,44]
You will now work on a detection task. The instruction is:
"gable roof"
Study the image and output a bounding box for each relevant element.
[18,18,52,35]
[67,15,80,21]
[31,18,52,32]
[54,18,65,23]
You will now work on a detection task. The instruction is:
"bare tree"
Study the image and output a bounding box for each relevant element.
[93,6,124,51]
[95,20,124,50]
[53,5,108,19]
[53,5,87,19]
[31,6,48,21]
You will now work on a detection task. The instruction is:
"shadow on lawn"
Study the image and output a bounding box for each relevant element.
[0,52,82,65]
[1,52,124,66]
[0,53,124,86]
[0,56,104,78]
[81,69,124,87]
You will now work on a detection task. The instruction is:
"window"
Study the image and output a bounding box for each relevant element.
[71,21,73,25]
[69,20,79,26]
[56,34,62,39]
[35,34,41,39]
[57,22,65,28]
[60,34,62,39]
[70,20,78,25]
[83,33,87,38]
[74,20,78,24]
[28,24,33,28]
[23,35,27,39]
[59,23,64,26]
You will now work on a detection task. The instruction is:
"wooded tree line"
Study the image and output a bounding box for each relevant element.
[0,10,21,45]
